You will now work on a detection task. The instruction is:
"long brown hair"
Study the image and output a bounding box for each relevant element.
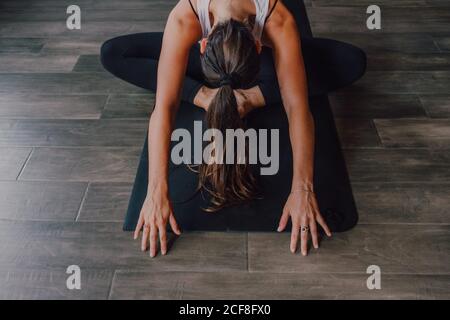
[199,19,261,211]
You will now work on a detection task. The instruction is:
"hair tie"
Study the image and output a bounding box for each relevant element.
[219,73,240,89]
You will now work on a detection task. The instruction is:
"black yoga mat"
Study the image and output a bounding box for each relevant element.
[123,0,360,233]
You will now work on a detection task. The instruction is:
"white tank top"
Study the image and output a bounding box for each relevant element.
[196,0,270,41]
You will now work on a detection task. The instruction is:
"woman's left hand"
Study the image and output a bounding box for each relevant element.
[278,190,332,256]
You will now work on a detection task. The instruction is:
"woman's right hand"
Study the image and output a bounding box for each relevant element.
[133,184,181,257]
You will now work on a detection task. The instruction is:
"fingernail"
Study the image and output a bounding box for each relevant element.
[150,253,155,258]
[302,251,307,256]
[162,251,167,255]
[277,226,282,232]
[314,245,319,249]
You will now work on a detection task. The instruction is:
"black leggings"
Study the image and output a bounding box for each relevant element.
[100,0,365,233]
[100,33,366,107]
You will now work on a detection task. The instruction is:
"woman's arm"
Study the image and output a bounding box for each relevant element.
[264,1,331,255]
[134,0,202,257]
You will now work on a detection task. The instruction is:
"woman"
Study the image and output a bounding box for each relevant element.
[101,0,366,258]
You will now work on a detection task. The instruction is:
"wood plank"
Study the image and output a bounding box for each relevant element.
[344,148,450,182]
[353,182,450,224]
[0,181,87,221]
[419,95,450,118]
[0,21,165,37]
[0,267,113,300]
[102,94,154,119]
[0,147,32,180]
[0,0,177,9]
[41,38,102,55]
[433,36,450,51]
[248,225,450,274]
[367,52,450,71]
[0,119,147,147]
[314,33,440,53]
[340,71,450,94]
[0,54,79,73]
[308,7,450,33]
[77,182,132,222]
[311,0,427,6]
[375,119,450,148]
[72,55,104,72]
[0,38,44,53]
[0,73,147,94]
[0,94,106,120]
[0,221,247,272]
[335,119,381,148]
[110,271,450,299]
[19,147,141,182]
[329,94,426,119]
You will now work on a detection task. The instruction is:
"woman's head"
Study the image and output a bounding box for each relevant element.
[198,19,261,211]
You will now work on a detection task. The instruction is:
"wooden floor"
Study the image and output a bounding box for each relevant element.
[0,0,449,299]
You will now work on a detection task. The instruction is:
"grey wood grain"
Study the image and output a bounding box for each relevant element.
[353,182,450,224]
[367,52,450,71]
[335,119,381,148]
[313,33,440,53]
[41,38,103,55]
[110,271,450,299]
[0,221,247,272]
[344,148,450,182]
[0,38,44,53]
[0,181,87,221]
[0,147,32,180]
[77,182,133,222]
[419,95,450,118]
[340,71,450,94]
[0,94,106,119]
[311,0,427,6]
[0,0,177,9]
[329,94,426,118]
[308,7,450,33]
[102,94,154,119]
[0,119,147,147]
[0,73,147,94]
[0,54,79,73]
[248,224,450,274]
[374,119,450,148]
[0,267,113,300]
[0,21,165,37]
[433,36,450,52]
[73,55,104,72]
[19,147,141,182]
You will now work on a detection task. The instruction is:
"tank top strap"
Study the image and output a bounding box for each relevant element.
[197,0,212,38]
[252,0,269,41]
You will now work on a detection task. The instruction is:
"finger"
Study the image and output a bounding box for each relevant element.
[310,219,319,249]
[158,222,168,255]
[141,224,150,251]
[277,207,290,232]
[290,220,300,253]
[134,214,144,240]
[316,213,332,237]
[300,217,309,256]
[149,224,158,258]
[169,214,181,235]
[312,198,332,237]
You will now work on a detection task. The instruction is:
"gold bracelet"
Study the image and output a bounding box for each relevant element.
[290,187,314,194]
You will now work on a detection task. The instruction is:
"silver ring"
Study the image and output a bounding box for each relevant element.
[301,225,309,232]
